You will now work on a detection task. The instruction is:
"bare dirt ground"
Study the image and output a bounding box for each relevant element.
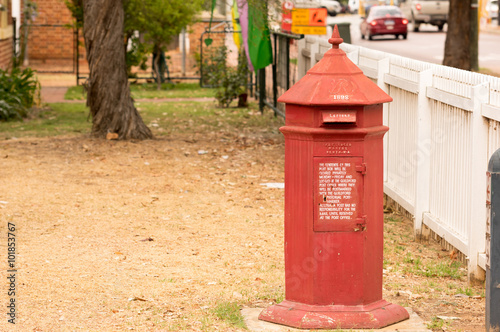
[0,101,486,331]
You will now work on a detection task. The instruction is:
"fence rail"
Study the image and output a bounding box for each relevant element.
[297,36,500,280]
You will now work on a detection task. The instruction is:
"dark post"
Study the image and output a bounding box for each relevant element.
[258,68,266,114]
[470,0,479,71]
[487,149,500,332]
[75,27,79,86]
[272,34,278,110]
[12,17,16,57]
[286,36,290,90]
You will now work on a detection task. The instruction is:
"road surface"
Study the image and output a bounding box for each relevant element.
[326,14,500,74]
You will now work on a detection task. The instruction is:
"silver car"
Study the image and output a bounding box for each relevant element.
[486,0,498,20]
[295,0,342,16]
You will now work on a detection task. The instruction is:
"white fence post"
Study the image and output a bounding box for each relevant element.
[309,38,319,70]
[469,82,489,282]
[297,38,307,80]
[377,57,390,183]
[413,69,433,235]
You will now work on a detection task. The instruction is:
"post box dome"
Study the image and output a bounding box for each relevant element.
[278,25,392,106]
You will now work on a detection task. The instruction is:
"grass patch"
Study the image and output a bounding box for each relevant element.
[0,103,89,139]
[138,101,282,137]
[0,99,283,141]
[64,82,216,100]
[212,301,246,330]
[399,249,463,279]
[427,316,446,329]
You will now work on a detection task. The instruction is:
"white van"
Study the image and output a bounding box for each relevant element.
[399,0,449,31]
[294,0,342,16]
[348,0,359,13]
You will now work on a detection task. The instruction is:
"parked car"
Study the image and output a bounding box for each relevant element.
[294,0,342,16]
[360,5,408,40]
[319,0,342,15]
[486,0,498,20]
[399,0,449,32]
[348,0,359,13]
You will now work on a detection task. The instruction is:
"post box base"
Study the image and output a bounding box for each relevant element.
[258,300,409,330]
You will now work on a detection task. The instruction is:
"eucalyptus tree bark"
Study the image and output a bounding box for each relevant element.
[443,0,473,70]
[83,0,152,139]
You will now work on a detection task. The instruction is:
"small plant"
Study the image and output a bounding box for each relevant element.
[421,261,463,279]
[427,316,446,330]
[456,287,474,297]
[203,46,250,108]
[212,301,246,329]
[0,67,40,121]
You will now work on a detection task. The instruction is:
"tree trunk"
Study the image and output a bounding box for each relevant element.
[443,0,472,70]
[83,0,152,140]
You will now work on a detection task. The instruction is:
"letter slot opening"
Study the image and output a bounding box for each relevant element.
[322,110,356,124]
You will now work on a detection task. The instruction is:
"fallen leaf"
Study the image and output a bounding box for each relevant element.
[437,316,460,320]
[106,132,119,140]
[128,296,147,302]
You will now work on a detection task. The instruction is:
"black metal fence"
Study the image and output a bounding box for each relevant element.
[255,31,304,118]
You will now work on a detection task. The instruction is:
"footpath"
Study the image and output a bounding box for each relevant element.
[38,74,215,104]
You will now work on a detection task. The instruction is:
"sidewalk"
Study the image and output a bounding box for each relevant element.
[38,73,77,104]
[37,74,215,104]
[481,20,500,34]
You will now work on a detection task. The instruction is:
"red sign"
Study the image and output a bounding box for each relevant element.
[282,1,294,32]
[308,8,328,27]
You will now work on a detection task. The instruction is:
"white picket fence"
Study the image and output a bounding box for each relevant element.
[297,36,500,280]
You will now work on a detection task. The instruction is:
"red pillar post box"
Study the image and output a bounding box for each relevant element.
[258,26,409,329]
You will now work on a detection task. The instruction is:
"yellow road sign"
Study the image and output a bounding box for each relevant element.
[291,8,327,35]
[291,26,327,35]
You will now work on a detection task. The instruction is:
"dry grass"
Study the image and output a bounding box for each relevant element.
[0,101,485,331]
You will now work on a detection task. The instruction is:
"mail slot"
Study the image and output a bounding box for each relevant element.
[258,26,409,329]
[321,110,357,124]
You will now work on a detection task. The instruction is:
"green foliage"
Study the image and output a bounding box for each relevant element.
[63,0,203,76]
[212,301,247,330]
[204,46,250,108]
[63,0,83,27]
[124,0,203,52]
[0,67,40,121]
[126,34,149,76]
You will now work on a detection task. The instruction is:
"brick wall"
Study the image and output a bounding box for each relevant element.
[0,38,12,70]
[22,3,232,77]
[0,0,13,70]
[27,0,75,61]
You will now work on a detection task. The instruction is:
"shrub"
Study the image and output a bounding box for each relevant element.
[202,46,249,108]
[0,67,41,121]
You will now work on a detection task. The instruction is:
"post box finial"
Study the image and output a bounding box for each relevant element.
[328,25,343,49]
